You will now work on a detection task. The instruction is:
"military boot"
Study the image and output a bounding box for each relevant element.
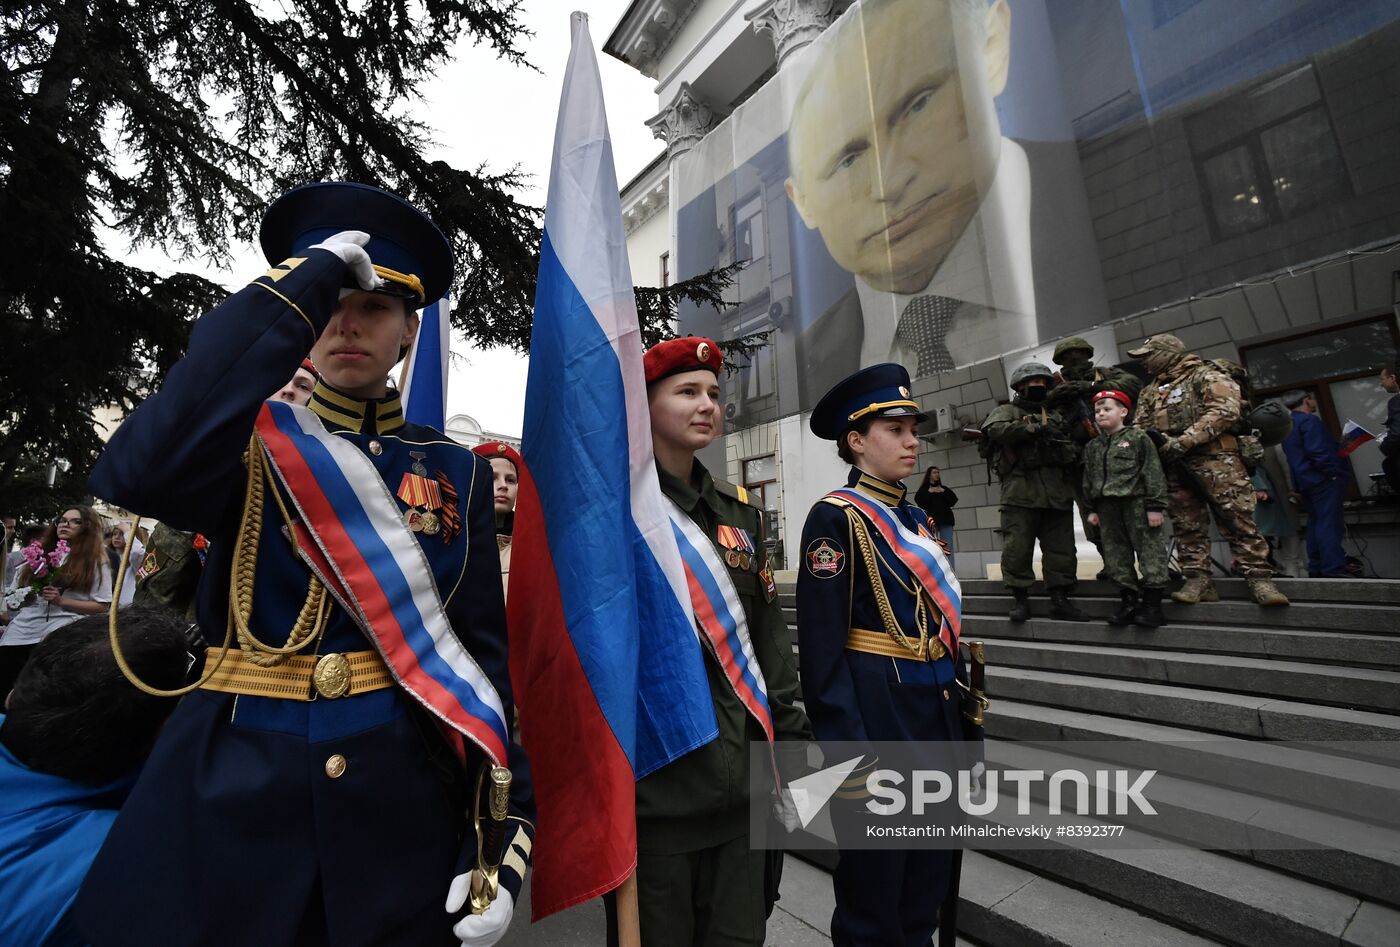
[1009,588,1031,623]
[1107,589,1138,627]
[1048,589,1090,622]
[1248,577,1290,607]
[1134,588,1166,628]
[1171,575,1218,604]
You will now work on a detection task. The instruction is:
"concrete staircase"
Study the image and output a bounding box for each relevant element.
[780,577,1400,946]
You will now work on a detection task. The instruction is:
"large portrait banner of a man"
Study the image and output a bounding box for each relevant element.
[674,0,1110,419]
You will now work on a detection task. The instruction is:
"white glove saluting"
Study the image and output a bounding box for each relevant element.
[446,870,514,947]
[308,230,385,293]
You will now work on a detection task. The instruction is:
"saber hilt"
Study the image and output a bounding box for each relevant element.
[469,764,513,914]
[962,640,989,726]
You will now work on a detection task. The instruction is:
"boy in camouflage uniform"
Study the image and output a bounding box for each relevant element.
[1082,390,1168,627]
[1130,334,1288,607]
[1048,337,1143,571]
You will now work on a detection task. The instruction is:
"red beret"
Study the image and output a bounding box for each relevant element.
[643,336,721,384]
[471,441,521,468]
[300,357,320,379]
[1094,389,1133,410]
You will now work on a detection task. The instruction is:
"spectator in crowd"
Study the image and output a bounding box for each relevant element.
[104,524,145,590]
[0,518,13,592]
[914,466,958,566]
[0,607,192,947]
[1279,390,1351,578]
[1247,462,1295,577]
[2,525,44,600]
[270,357,319,405]
[472,442,522,600]
[1381,362,1400,495]
[0,507,132,696]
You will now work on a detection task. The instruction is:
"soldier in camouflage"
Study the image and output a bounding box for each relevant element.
[1129,334,1289,607]
[1082,390,1169,627]
[1047,337,1143,572]
[980,362,1090,623]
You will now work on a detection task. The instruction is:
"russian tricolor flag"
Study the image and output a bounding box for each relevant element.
[507,12,718,919]
[1339,420,1375,458]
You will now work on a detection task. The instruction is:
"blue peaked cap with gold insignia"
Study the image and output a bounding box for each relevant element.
[810,363,926,440]
[259,182,454,305]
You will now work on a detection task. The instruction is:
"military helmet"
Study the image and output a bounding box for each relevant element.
[1052,337,1094,364]
[1010,361,1055,391]
[1246,400,1293,447]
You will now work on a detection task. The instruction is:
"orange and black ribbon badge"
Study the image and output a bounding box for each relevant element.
[434,470,460,544]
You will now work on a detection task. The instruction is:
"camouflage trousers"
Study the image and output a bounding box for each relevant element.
[1074,478,1101,551]
[1167,451,1272,577]
[999,505,1078,590]
[1096,496,1169,591]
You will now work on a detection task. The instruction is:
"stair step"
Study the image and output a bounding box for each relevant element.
[958,851,1217,947]
[989,668,1400,762]
[978,813,1400,947]
[981,638,1400,713]
[956,578,1400,606]
[963,614,1400,668]
[986,733,1400,905]
[962,596,1400,635]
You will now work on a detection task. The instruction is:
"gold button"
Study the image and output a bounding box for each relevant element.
[325,754,347,779]
[942,689,951,701]
[369,440,382,455]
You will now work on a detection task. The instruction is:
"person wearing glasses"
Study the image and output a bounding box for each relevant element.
[0,507,133,695]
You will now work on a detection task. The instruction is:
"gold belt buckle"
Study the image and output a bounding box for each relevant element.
[313,653,352,699]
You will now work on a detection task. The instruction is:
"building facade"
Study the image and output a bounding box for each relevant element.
[611,0,1400,578]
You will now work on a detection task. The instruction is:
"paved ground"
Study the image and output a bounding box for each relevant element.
[500,855,835,945]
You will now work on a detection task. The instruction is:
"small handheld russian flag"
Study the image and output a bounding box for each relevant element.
[1339,420,1375,458]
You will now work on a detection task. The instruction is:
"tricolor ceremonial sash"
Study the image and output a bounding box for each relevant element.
[823,487,962,653]
[255,401,508,765]
[665,499,775,743]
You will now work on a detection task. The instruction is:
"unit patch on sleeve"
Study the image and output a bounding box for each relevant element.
[805,537,846,579]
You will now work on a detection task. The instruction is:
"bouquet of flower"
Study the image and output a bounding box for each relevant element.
[21,539,69,597]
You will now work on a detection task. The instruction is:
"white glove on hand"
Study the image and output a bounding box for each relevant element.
[307,230,384,292]
[771,787,801,833]
[3,587,31,612]
[446,872,514,947]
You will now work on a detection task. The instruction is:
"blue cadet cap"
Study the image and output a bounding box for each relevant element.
[809,363,927,440]
[259,182,454,305]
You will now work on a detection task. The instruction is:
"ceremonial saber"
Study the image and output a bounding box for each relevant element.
[964,640,988,726]
[469,764,513,914]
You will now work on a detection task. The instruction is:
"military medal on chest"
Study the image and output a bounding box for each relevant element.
[398,451,444,535]
[716,523,759,573]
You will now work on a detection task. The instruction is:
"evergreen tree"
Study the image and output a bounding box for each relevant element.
[0,0,538,522]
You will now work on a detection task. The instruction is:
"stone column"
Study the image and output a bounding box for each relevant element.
[744,0,844,70]
[645,82,721,162]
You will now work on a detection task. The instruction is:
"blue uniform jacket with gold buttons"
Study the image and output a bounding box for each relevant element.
[74,249,533,947]
[796,468,963,747]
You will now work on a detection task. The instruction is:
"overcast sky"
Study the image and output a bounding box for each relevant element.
[111,1,661,437]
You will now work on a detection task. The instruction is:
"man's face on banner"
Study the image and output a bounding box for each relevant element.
[786,0,1010,296]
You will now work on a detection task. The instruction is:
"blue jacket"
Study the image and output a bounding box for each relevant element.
[74,250,533,946]
[0,720,129,947]
[1383,393,1400,458]
[1283,411,1350,492]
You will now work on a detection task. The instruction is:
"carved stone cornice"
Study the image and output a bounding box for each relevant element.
[744,0,846,69]
[645,82,723,162]
[603,0,703,80]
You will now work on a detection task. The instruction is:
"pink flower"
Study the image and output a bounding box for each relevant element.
[47,541,69,568]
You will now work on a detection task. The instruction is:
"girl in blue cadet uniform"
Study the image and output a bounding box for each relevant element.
[796,363,983,947]
[74,182,533,947]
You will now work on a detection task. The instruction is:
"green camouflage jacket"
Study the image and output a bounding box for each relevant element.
[1082,426,1168,512]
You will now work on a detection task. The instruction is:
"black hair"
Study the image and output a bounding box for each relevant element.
[19,524,44,545]
[836,417,877,465]
[2,607,192,785]
[1382,362,1398,378]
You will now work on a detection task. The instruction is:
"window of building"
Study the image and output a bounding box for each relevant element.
[1240,315,1399,495]
[743,453,780,551]
[1151,0,1202,27]
[1186,64,1351,241]
[733,193,766,263]
[660,251,670,288]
